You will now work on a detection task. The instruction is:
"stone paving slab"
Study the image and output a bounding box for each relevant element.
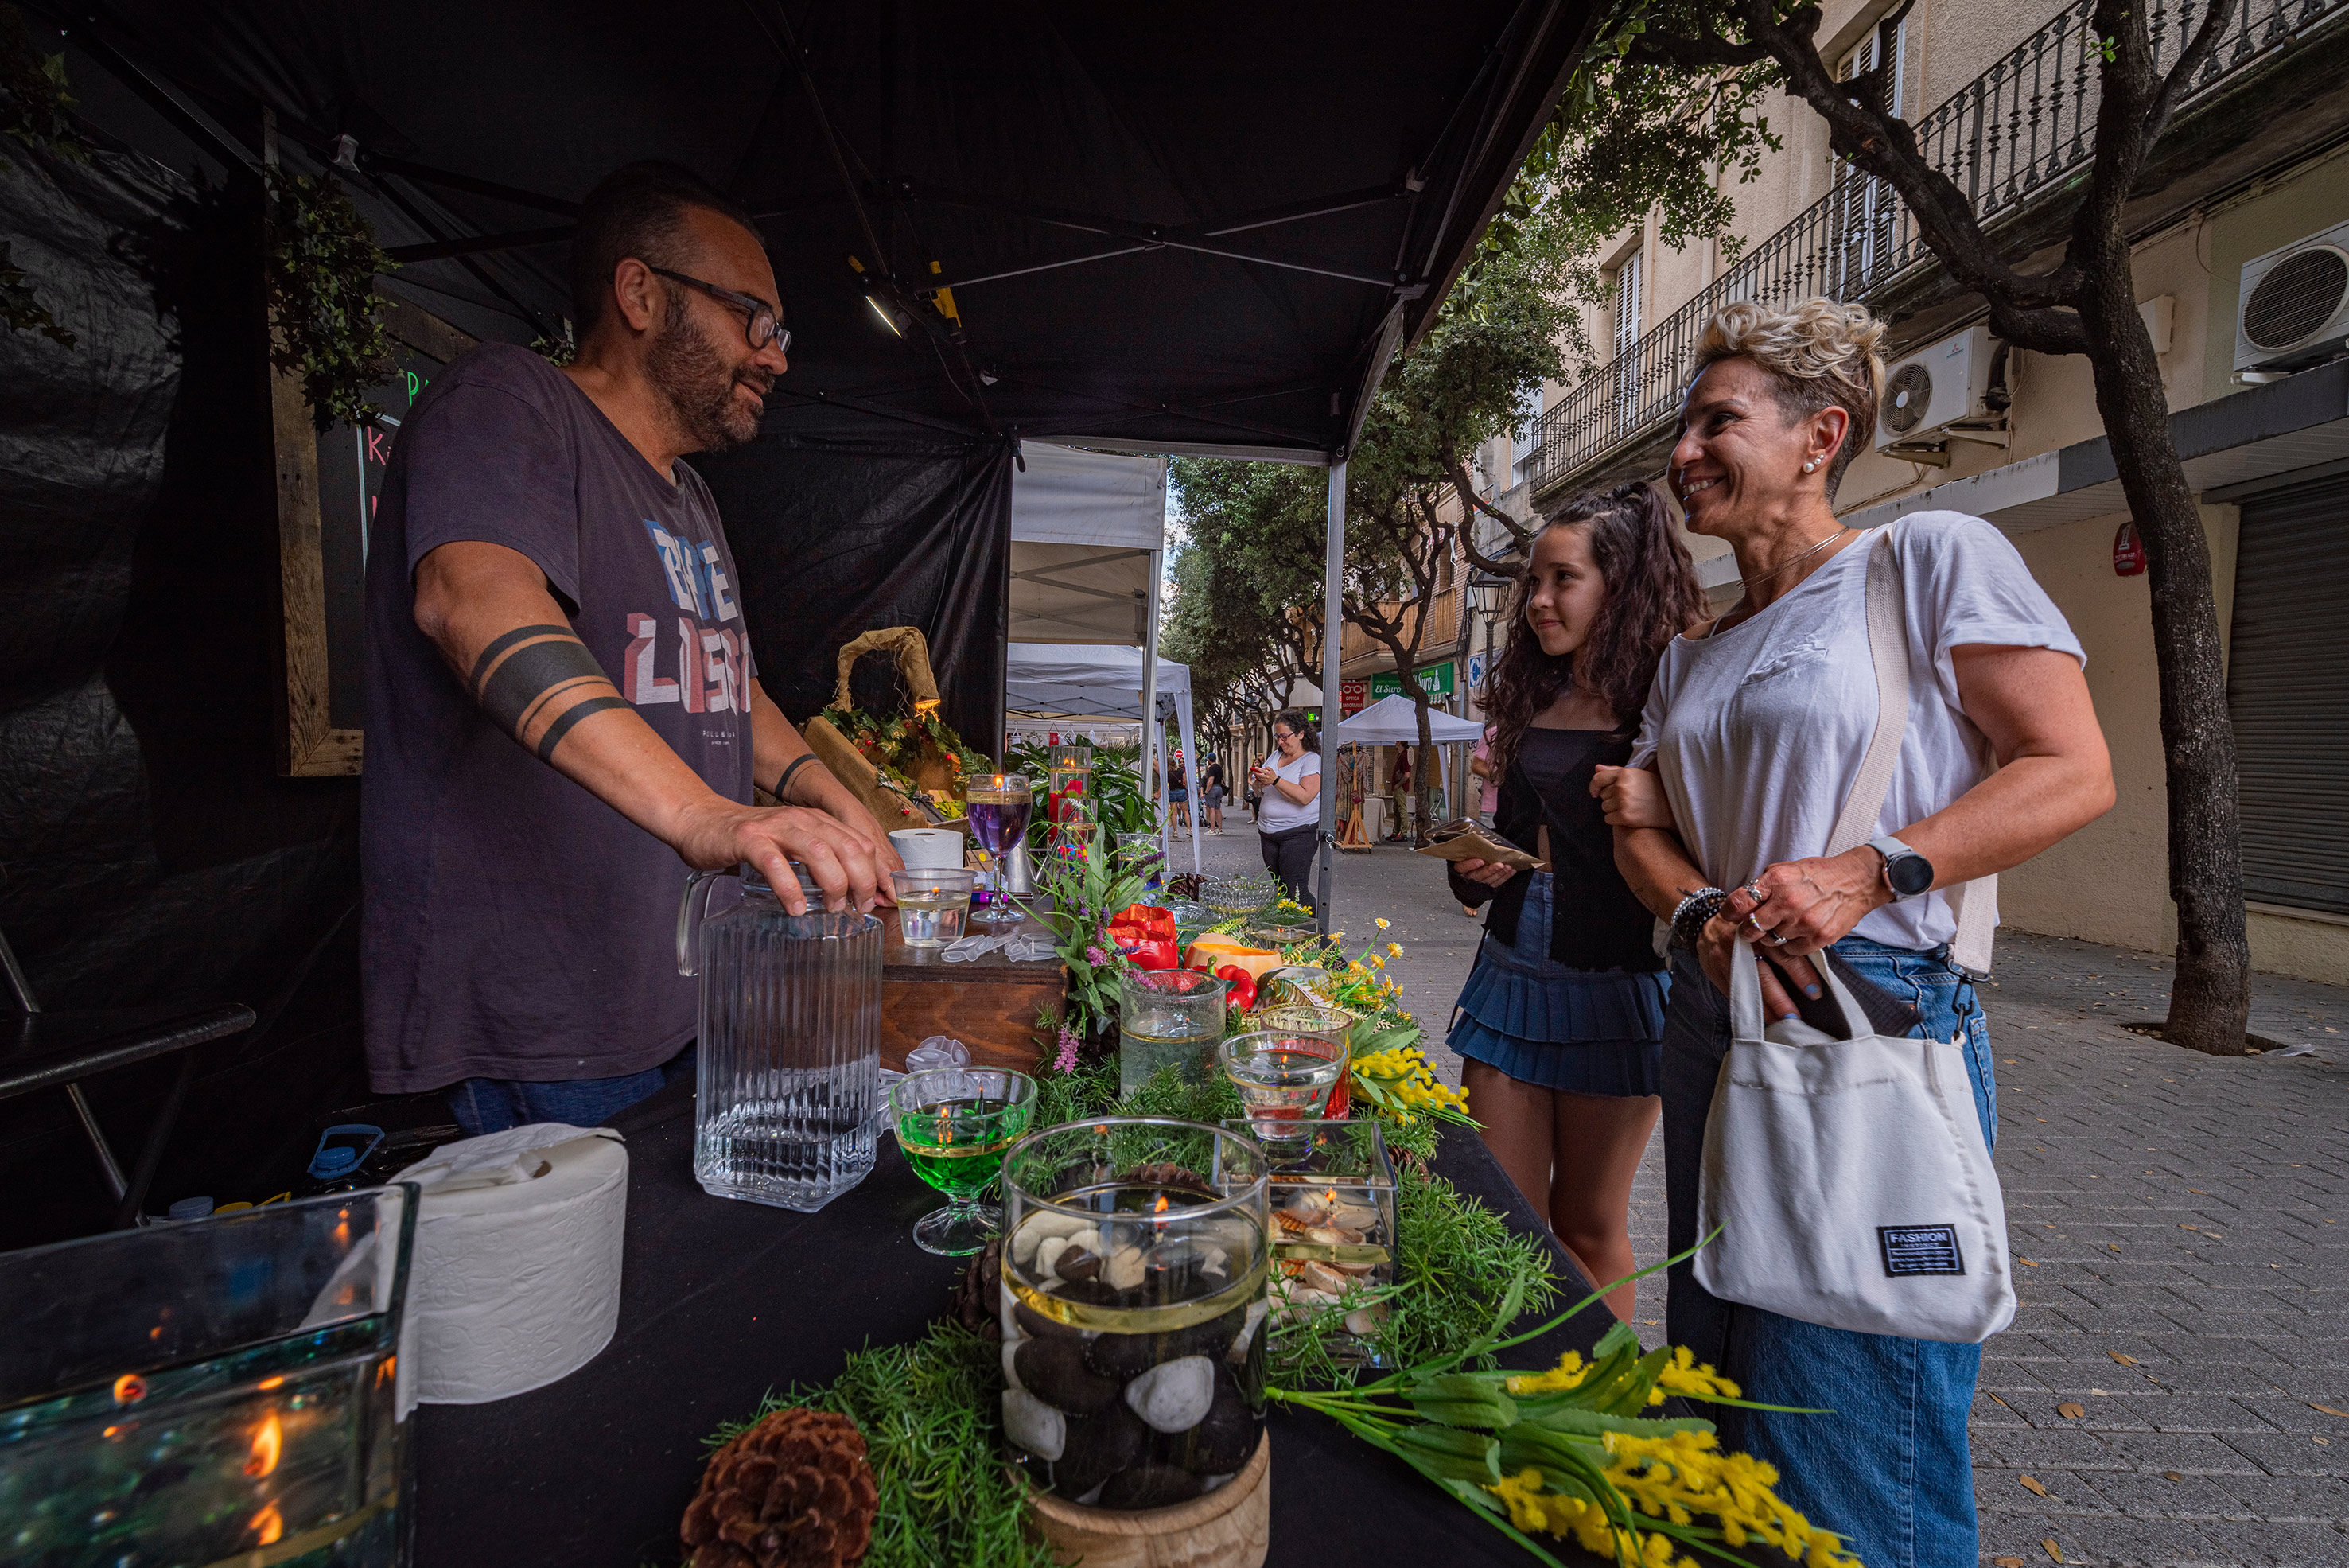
[1188,826,2349,1564]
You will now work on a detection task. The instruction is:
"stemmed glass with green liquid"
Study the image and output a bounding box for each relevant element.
[891,1066,1037,1255]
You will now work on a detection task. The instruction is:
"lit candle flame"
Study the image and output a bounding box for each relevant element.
[257,1375,286,1391]
[245,1411,282,1477]
[1152,1194,1169,1215]
[375,1356,397,1387]
[250,1502,284,1546]
[111,1375,146,1405]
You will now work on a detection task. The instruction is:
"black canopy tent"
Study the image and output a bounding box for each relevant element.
[0,1,1589,1239]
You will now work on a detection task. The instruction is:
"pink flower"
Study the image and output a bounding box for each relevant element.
[1052,1025,1079,1074]
[1085,944,1110,967]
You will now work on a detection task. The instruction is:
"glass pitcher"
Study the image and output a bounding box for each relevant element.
[677,863,881,1212]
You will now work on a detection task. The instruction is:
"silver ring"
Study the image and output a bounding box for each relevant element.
[1764,932,1791,946]
[1741,881,1768,903]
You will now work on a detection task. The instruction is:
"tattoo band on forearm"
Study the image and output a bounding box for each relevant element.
[771,752,820,803]
[471,628,622,761]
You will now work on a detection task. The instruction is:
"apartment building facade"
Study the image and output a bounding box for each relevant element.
[1499,0,2349,982]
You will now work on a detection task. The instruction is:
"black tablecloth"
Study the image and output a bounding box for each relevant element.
[414,1078,1616,1565]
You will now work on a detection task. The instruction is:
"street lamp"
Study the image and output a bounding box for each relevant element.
[1464,571,1515,618]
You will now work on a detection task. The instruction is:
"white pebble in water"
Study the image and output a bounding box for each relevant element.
[1228,1299,1269,1360]
[1125,1355,1215,1433]
[999,1290,1023,1343]
[1035,1235,1073,1280]
[1012,1212,1091,1266]
[1002,1388,1066,1461]
[1103,1246,1146,1290]
[1001,1340,1026,1392]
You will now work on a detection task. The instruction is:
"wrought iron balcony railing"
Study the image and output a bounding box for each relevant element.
[1528,0,2349,492]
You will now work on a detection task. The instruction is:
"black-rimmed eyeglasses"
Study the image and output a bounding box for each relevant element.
[650,267,791,353]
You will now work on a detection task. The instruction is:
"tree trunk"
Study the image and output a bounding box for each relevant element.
[2075,238,2253,1055]
[1413,696,1437,846]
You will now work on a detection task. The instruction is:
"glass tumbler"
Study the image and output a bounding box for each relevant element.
[679,862,881,1212]
[1218,1029,1346,1138]
[890,867,974,948]
[999,1118,1269,1509]
[1116,968,1230,1095]
[1251,1003,1355,1119]
[0,1187,416,1566]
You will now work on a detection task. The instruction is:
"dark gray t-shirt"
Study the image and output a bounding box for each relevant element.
[361,343,756,1093]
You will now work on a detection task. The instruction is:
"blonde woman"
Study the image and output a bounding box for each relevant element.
[1596,299,2114,1568]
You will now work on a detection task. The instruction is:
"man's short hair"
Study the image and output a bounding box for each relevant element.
[568,161,762,333]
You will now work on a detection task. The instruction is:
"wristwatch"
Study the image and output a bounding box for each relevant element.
[1866,835,1935,899]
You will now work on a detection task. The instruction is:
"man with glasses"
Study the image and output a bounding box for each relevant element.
[362,161,900,1134]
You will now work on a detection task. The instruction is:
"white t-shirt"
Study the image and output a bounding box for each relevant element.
[1255,750,1324,833]
[1630,512,2084,951]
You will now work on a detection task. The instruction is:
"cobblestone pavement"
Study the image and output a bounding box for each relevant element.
[1183,822,2349,1565]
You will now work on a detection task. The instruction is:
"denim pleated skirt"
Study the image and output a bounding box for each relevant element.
[1447,871,1666,1098]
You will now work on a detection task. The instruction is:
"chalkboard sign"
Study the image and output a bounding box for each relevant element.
[271,291,473,774]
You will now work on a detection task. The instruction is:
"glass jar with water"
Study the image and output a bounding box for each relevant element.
[1117,969,1230,1096]
[678,863,881,1211]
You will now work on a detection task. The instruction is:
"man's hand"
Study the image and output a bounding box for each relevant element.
[1589,764,1674,829]
[1452,855,1519,889]
[667,797,888,916]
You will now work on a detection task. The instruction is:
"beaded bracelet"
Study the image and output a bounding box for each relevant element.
[1669,887,1728,951]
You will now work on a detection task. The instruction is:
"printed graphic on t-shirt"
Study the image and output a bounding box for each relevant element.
[624,519,753,726]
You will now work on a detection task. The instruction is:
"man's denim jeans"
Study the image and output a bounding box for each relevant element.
[1663,936,1997,1568]
[447,1043,695,1136]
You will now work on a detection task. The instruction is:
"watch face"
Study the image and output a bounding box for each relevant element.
[1888,852,1934,897]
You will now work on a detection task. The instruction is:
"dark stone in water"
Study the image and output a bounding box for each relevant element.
[1051,1402,1149,1500]
[1013,1301,1087,1341]
[1052,1277,1120,1309]
[1080,1299,1252,1382]
[1182,1370,1260,1473]
[1098,1461,1205,1510]
[1056,1246,1103,1283]
[1016,1336,1123,1414]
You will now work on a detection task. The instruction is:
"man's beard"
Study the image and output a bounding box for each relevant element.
[645,298,771,453]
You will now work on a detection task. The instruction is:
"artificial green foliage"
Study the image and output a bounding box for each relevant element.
[1003,740,1158,850]
[1017,824,1148,1038]
[531,324,577,366]
[0,239,70,346]
[264,165,398,430]
[0,3,85,169]
[708,1325,1054,1568]
[820,702,989,805]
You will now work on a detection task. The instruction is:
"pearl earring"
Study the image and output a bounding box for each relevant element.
[1803,460,1817,473]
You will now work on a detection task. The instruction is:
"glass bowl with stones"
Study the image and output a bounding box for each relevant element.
[998,1118,1269,1511]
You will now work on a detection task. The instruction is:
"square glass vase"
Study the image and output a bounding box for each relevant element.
[0,1185,417,1566]
[1215,1118,1398,1365]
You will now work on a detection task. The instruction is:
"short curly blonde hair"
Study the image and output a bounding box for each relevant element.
[1692,298,1888,499]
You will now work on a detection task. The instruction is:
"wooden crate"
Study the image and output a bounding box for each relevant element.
[881,914,1064,1072]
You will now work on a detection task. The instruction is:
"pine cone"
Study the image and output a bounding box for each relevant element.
[680,1408,879,1568]
[953,1239,1002,1341]
[1120,1161,1214,1197]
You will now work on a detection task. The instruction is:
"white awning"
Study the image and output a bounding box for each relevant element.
[1328,693,1484,744]
[1005,641,1199,873]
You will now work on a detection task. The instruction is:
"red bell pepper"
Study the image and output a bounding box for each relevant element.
[1216,964,1258,1013]
[1108,904,1180,971]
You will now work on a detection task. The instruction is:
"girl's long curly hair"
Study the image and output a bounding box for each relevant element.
[1480,482,1706,788]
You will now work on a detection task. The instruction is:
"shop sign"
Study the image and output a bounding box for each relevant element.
[1369,661,1456,699]
[2113,521,2147,577]
[1338,679,1367,716]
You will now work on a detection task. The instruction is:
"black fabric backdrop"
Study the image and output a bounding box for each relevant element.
[692,435,1009,753]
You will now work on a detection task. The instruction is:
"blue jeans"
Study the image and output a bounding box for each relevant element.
[446,1043,695,1136]
[1663,936,1996,1568]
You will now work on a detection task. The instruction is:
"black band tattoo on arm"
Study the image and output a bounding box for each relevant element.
[477,636,609,737]
[468,624,575,699]
[771,752,820,803]
[535,696,631,763]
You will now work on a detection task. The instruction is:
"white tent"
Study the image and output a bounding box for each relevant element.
[1007,444,1167,646]
[1004,642,1201,874]
[1329,693,1483,744]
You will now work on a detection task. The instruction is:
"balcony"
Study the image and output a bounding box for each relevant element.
[1528,0,2349,496]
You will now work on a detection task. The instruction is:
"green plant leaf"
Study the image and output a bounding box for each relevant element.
[1392,1423,1503,1482]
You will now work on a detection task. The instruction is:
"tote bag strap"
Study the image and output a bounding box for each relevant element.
[1822,530,1998,975]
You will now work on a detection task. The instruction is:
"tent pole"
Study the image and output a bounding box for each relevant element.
[1318,458,1345,934]
[1143,547,1164,855]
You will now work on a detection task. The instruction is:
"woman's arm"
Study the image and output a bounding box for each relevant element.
[1733,644,2111,955]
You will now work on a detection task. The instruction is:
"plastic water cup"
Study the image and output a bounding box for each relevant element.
[892,868,975,948]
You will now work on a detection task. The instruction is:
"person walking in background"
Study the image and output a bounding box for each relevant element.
[1445,483,1705,1322]
[1460,724,1502,916]
[1250,710,1323,911]
[1600,298,2113,1568]
[1200,756,1228,835]
[1387,745,1412,842]
[1166,754,1191,834]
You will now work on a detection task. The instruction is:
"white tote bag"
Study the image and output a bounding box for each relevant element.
[1691,531,2015,1343]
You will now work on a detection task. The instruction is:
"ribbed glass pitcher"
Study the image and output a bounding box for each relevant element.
[677,864,881,1212]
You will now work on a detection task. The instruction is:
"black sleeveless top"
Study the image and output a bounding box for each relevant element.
[1446,727,1662,973]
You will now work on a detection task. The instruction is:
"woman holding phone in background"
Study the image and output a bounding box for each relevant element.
[1252,711,1322,912]
[1448,483,1705,1321]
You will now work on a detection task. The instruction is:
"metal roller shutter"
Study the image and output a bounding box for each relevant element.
[2227,478,2349,916]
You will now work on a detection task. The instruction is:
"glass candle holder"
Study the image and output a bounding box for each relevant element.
[967,775,1034,927]
[1000,1118,1269,1509]
[1218,1118,1398,1364]
[1116,968,1229,1095]
[891,1066,1036,1255]
[1250,1003,1356,1119]
[889,867,975,948]
[0,1187,416,1566]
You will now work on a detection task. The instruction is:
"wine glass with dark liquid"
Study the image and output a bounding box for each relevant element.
[891,1067,1036,1254]
[966,774,1033,928]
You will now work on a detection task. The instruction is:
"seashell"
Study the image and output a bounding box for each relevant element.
[1016,1336,1123,1414]
[1273,1210,1314,1235]
[1303,1227,1351,1247]
[1328,1202,1382,1232]
[1300,1261,1354,1296]
[1003,1388,1066,1461]
[1199,1243,1229,1277]
[1344,1305,1390,1336]
[1035,1235,1073,1280]
[1103,1245,1147,1291]
[1125,1356,1217,1433]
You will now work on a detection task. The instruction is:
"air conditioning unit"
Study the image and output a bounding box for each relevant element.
[1876,324,1997,456]
[2235,219,2349,374]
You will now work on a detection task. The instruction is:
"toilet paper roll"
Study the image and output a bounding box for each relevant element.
[395,1124,628,1415]
[890,827,968,870]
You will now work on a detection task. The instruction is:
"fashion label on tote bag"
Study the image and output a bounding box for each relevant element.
[1691,529,2014,1343]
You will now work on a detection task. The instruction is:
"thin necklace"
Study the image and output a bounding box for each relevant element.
[1700,525,1852,640]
